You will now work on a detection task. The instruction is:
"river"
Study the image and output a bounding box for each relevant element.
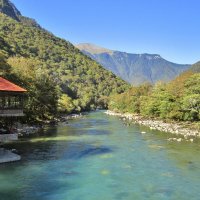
[0,111,200,200]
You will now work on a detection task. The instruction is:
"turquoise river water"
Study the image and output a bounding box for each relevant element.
[0,111,200,200]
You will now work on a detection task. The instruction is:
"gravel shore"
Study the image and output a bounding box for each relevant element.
[105,110,200,142]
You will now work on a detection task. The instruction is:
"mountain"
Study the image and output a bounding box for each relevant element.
[0,0,129,115]
[76,43,191,85]
[77,43,113,54]
[189,61,200,73]
[0,0,41,28]
[0,0,20,20]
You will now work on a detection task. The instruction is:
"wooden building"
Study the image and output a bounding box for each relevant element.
[0,77,27,142]
[0,77,27,117]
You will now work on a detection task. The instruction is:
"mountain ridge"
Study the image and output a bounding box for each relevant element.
[0,0,21,21]
[189,61,200,73]
[77,43,191,85]
[0,0,41,28]
[76,43,113,54]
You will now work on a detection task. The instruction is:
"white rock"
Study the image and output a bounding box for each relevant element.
[177,138,182,142]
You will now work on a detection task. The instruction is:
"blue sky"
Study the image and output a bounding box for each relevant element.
[12,0,200,64]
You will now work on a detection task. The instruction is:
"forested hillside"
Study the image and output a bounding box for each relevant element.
[189,61,200,73]
[0,3,128,121]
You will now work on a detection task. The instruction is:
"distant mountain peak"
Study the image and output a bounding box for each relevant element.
[76,43,113,54]
[77,43,191,85]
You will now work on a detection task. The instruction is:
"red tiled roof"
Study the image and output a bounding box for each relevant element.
[0,77,27,92]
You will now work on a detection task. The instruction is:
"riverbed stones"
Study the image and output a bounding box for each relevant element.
[177,138,182,142]
[17,125,41,136]
[105,110,200,141]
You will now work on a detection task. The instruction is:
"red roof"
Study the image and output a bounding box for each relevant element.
[0,77,27,92]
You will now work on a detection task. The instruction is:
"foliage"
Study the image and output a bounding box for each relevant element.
[181,74,200,120]
[108,72,200,122]
[6,57,59,122]
[0,12,129,121]
[58,94,75,114]
[0,51,11,76]
[189,61,200,73]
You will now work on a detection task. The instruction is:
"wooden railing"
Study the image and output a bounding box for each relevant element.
[0,109,24,117]
[0,134,18,142]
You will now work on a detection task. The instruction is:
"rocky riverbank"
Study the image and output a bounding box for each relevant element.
[16,125,42,137]
[16,113,84,137]
[60,113,84,121]
[105,110,200,142]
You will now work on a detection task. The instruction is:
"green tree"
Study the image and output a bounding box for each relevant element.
[58,94,75,114]
[7,56,58,121]
[181,74,200,121]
